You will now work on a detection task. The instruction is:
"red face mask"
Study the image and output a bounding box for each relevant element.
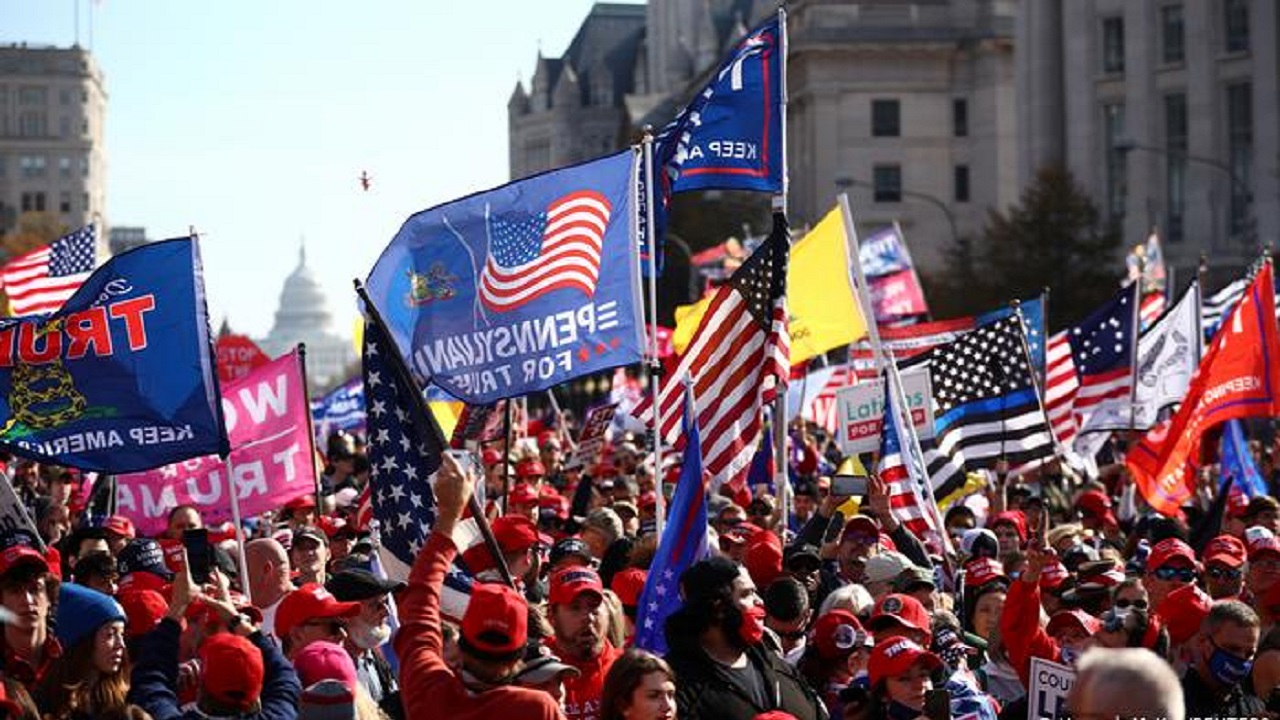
[738,605,767,645]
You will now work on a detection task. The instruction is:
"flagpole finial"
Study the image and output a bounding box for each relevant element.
[641,124,654,143]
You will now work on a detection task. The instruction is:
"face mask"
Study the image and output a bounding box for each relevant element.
[1060,646,1079,665]
[738,605,766,645]
[1208,643,1253,687]
[350,621,392,650]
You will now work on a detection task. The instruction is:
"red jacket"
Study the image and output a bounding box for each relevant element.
[547,640,623,720]
[999,577,1063,688]
[396,531,565,720]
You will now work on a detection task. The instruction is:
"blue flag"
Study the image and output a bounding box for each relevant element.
[859,225,912,277]
[1221,420,1268,499]
[311,377,367,438]
[0,238,228,473]
[366,150,645,405]
[978,297,1046,375]
[634,383,708,655]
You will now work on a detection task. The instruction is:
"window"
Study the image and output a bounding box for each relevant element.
[80,119,88,136]
[1102,17,1125,74]
[954,165,970,203]
[0,155,6,178]
[1227,82,1252,238]
[19,155,45,178]
[872,99,900,137]
[873,165,902,202]
[58,89,69,105]
[1161,5,1184,63]
[59,116,70,138]
[952,99,968,138]
[1103,103,1127,220]
[1165,93,1188,243]
[20,192,45,213]
[80,156,89,178]
[17,111,45,137]
[58,192,71,215]
[17,87,45,105]
[1225,0,1249,53]
[59,157,71,178]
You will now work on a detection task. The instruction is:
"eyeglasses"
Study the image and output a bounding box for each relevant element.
[843,533,878,547]
[1113,598,1149,611]
[776,629,806,641]
[1151,566,1196,583]
[302,619,347,636]
[1207,566,1243,580]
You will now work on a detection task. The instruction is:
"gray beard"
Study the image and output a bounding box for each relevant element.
[350,621,393,650]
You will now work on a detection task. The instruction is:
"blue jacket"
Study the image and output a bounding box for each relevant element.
[128,618,300,720]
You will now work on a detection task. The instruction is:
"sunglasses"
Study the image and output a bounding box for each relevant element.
[1113,598,1149,611]
[302,619,347,636]
[1102,611,1126,634]
[1207,566,1243,580]
[776,629,806,641]
[1151,566,1196,583]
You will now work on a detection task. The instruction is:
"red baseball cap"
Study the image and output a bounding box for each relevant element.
[508,483,538,507]
[988,511,1027,542]
[744,532,783,588]
[538,431,561,450]
[118,589,168,638]
[0,543,48,577]
[200,633,265,711]
[610,568,647,608]
[1046,609,1101,638]
[517,460,547,479]
[286,495,317,512]
[841,515,881,542]
[102,515,136,540]
[463,516,540,573]
[1147,538,1197,571]
[1248,535,1280,561]
[869,594,932,642]
[462,582,528,656]
[812,609,873,660]
[638,491,657,510]
[1040,559,1071,590]
[964,557,1010,588]
[1157,583,1212,645]
[548,566,604,606]
[1205,535,1248,568]
[1076,490,1117,526]
[868,638,943,688]
[481,448,503,466]
[275,583,361,638]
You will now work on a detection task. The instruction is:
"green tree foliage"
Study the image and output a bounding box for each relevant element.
[924,166,1122,328]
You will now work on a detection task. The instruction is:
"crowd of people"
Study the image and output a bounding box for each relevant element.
[0,419,1277,720]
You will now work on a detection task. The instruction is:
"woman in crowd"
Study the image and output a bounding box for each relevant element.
[35,584,138,720]
[600,649,676,720]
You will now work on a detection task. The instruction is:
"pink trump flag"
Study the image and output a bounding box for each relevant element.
[116,348,317,536]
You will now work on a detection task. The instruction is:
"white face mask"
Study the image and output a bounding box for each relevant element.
[350,620,393,650]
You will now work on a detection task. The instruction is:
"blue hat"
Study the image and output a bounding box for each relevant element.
[57,583,126,649]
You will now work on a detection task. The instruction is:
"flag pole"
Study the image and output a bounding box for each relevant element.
[1010,303,1064,454]
[1127,280,1142,435]
[772,5,792,534]
[223,453,252,604]
[502,400,512,516]
[885,352,952,556]
[297,342,324,510]
[545,389,577,451]
[353,280,515,588]
[641,128,667,536]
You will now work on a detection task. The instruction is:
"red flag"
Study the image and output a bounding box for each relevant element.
[1128,263,1280,515]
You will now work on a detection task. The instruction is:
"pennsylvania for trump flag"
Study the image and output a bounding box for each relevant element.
[633,214,789,492]
[2,225,96,316]
[906,315,1055,501]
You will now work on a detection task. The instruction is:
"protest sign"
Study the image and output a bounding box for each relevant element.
[835,368,933,454]
[564,403,618,472]
[1028,657,1075,720]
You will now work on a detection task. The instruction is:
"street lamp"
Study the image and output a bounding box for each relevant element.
[833,176,958,248]
[1112,138,1254,245]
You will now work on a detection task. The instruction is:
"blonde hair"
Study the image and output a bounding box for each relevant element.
[600,589,627,648]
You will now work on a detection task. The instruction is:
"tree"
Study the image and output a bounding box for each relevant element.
[927,166,1123,328]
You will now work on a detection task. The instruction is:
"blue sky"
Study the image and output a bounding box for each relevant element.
[1,0,639,339]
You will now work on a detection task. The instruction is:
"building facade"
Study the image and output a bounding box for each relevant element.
[258,243,355,390]
[1017,0,1279,287]
[0,44,108,255]
[108,225,147,255]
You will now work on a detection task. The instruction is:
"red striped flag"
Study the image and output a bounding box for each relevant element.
[634,214,789,492]
[479,191,610,312]
[801,365,857,433]
[1044,330,1079,449]
[879,385,941,551]
[1139,291,1166,330]
[1,225,96,316]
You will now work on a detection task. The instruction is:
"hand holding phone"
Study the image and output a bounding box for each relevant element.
[924,688,952,720]
[182,529,212,585]
[831,474,868,497]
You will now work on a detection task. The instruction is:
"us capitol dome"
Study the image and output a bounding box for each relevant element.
[257,242,354,389]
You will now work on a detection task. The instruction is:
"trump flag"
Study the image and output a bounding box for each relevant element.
[0,238,228,472]
[366,150,645,405]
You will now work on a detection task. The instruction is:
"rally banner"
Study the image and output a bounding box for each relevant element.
[116,349,316,535]
[834,367,934,454]
[366,150,645,405]
[563,403,617,473]
[1028,657,1075,720]
[869,269,928,322]
[215,334,270,384]
[0,238,228,473]
[858,225,912,277]
[311,377,366,438]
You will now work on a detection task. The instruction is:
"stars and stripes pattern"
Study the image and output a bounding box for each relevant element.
[878,381,941,550]
[801,365,858,432]
[1,225,96,316]
[905,315,1055,501]
[1043,330,1080,450]
[1068,284,1137,424]
[479,191,611,312]
[1139,292,1166,330]
[633,213,790,492]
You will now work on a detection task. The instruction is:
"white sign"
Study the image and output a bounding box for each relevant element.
[1028,657,1076,720]
[564,403,618,473]
[834,367,934,454]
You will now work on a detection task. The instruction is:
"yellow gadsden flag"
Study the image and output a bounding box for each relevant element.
[673,207,867,363]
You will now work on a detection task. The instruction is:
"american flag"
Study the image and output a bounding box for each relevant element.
[632,213,789,492]
[878,380,942,551]
[634,383,708,655]
[799,365,857,433]
[1068,284,1137,428]
[905,315,1055,501]
[1139,292,1166,330]
[1,225,96,316]
[1043,330,1080,450]
[478,192,611,312]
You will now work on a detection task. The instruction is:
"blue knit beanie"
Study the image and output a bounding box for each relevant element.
[57,583,126,649]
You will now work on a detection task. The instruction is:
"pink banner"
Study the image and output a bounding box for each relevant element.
[869,268,929,321]
[116,349,316,536]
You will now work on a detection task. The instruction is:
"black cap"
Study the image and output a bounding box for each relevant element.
[549,538,592,568]
[679,556,742,606]
[783,543,822,573]
[293,526,328,547]
[326,568,407,602]
[117,538,175,581]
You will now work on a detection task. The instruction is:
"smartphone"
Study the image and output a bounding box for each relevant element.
[183,528,213,584]
[444,449,483,479]
[831,474,868,497]
[924,688,951,720]
[822,511,846,544]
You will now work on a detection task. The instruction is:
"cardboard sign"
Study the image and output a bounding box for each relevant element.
[564,403,618,472]
[834,367,934,454]
[1028,657,1076,720]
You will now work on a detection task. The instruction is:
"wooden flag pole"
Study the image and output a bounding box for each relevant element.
[297,343,324,510]
[354,280,515,588]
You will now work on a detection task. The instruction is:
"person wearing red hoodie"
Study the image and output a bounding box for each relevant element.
[395,454,564,720]
[546,566,624,720]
